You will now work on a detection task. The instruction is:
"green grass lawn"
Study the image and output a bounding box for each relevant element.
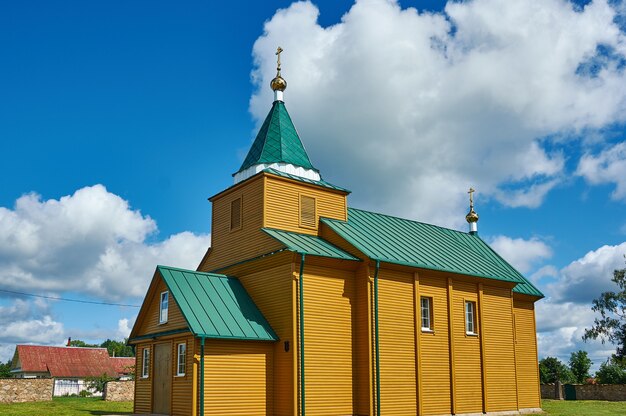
[543,399,626,415]
[0,397,133,416]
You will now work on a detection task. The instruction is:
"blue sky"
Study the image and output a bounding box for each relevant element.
[1,0,626,369]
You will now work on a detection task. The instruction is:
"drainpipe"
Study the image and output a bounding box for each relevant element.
[200,336,205,416]
[298,253,306,416]
[374,260,381,416]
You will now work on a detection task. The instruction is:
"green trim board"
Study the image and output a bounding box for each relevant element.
[157,265,279,341]
[128,328,190,343]
[321,208,543,297]
[236,100,317,173]
[262,228,360,261]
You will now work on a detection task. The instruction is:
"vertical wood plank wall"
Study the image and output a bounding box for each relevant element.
[238,261,294,416]
[483,285,518,412]
[378,269,417,415]
[514,298,542,409]
[202,340,274,416]
[419,274,451,415]
[452,281,483,414]
[264,176,347,235]
[302,264,355,416]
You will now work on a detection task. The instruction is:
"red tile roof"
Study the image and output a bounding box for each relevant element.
[15,345,133,378]
[110,357,135,375]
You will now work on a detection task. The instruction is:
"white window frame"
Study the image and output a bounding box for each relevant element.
[420,296,433,332]
[176,343,186,376]
[159,291,169,324]
[142,348,150,378]
[465,301,477,335]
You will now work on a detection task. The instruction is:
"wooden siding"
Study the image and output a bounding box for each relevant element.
[202,176,282,271]
[378,268,417,415]
[134,343,152,414]
[172,335,195,416]
[265,176,347,235]
[355,265,371,416]
[202,340,274,416]
[419,274,451,415]
[452,281,483,414]
[134,277,187,338]
[238,261,294,416]
[514,299,541,409]
[483,285,518,412]
[302,264,355,416]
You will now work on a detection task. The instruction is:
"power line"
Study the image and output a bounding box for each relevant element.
[0,288,140,308]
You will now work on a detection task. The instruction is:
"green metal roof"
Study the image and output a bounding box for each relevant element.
[264,168,351,193]
[262,228,360,261]
[321,208,543,298]
[157,265,278,341]
[237,101,317,173]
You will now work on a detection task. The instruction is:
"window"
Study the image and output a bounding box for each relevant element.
[420,297,433,331]
[159,291,169,324]
[230,197,242,231]
[142,348,150,378]
[177,343,186,376]
[300,195,316,228]
[465,301,477,335]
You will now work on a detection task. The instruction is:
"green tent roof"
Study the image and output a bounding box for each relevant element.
[236,101,317,174]
[262,228,360,261]
[157,265,278,341]
[321,208,543,298]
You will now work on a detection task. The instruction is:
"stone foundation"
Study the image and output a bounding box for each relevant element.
[103,380,134,401]
[0,378,53,403]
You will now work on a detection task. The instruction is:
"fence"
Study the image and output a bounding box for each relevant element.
[53,379,101,397]
[542,383,626,401]
[0,378,53,403]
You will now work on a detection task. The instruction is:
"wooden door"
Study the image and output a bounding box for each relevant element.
[153,342,172,415]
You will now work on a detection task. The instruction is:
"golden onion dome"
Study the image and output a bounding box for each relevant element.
[271,75,287,92]
[465,209,479,223]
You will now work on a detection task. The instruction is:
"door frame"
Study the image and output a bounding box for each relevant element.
[152,341,172,415]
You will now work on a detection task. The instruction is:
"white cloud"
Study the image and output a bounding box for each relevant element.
[0,185,211,300]
[250,0,626,227]
[488,235,552,274]
[577,142,626,199]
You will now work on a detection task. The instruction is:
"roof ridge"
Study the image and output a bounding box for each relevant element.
[157,264,229,278]
[346,207,469,236]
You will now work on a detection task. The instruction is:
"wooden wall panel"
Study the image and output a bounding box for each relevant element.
[302,264,355,416]
[201,177,282,271]
[452,281,482,414]
[514,299,541,409]
[171,335,195,416]
[134,343,152,414]
[135,277,187,337]
[483,285,518,412]
[203,340,274,416]
[265,176,347,235]
[354,265,371,416]
[378,269,417,416]
[238,262,294,416]
[419,275,451,415]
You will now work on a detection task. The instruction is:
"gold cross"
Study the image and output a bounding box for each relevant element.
[276,47,283,72]
[468,188,475,208]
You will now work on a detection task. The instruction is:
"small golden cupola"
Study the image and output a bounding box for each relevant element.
[270,46,287,101]
[466,187,479,234]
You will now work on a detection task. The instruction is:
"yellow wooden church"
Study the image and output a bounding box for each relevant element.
[129,49,543,416]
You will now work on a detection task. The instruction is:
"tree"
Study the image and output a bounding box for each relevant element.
[69,339,99,348]
[569,350,592,383]
[583,264,626,359]
[100,339,134,357]
[84,373,116,393]
[0,359,12,378]
[539,357,575,384]
[595,357,626,384]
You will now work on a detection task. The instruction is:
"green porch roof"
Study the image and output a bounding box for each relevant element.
[321,208,543,298]
[262,228,360,261]
[237,101,317,174]
[157,265,278,341]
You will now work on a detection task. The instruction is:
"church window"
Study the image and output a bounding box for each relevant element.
[421,297,433,331]
[177,343,186,376]
[159,291,169,324]
[300,195,316,228]
[230,197,242,231]
[465,301,477,335]
[142,348,150,378]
